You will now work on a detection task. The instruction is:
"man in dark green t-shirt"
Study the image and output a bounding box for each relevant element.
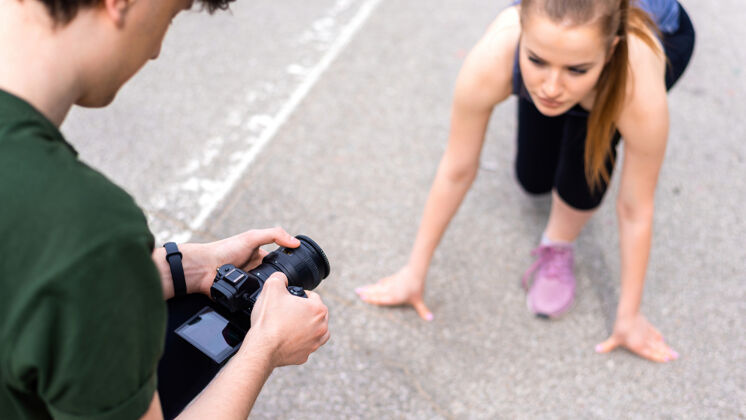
[0,0,330,419]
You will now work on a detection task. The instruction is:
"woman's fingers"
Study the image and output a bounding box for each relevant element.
[648,324,664,343]
[595,336,620,354]
[354,284,376,300]
[649,339,679,361]
[356,283,397,305]
[412,300,434,321]
[638,346,668,363]
[621,336,679,363]
[355,279,433,321]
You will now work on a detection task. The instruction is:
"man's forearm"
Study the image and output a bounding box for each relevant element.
[152,243,214,300]
[175,341,275,419]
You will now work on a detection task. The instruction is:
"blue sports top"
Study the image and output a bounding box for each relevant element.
[637,0,680,33]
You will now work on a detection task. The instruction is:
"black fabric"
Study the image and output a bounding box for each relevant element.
[158,294,222,419]
[663,4,696,90]
[514,3,695,210]
[515,99,621,209]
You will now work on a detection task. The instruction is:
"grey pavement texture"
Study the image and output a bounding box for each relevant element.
[61,0,744,418]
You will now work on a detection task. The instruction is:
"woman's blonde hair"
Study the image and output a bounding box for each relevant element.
[520,0,661,190]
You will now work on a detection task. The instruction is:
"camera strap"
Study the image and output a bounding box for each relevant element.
[163,242,187,297]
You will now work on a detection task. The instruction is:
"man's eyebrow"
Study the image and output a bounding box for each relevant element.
[526,48,595,68]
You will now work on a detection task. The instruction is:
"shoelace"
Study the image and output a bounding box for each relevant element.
[521,244,573,290]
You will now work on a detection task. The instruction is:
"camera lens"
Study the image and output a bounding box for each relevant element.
[251,234,330,291]
[296,235,330,280]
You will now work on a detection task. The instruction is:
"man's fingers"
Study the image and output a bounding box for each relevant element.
[245,227,300,249]
[412,300,434,321]
[305,289,323,302]
[595,336,620,354]
[319,329,331,346]
[264,272,289,289]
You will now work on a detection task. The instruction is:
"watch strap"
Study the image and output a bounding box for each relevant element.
[163,242,187,297]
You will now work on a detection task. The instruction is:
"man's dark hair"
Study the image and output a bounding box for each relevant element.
[38,0,235,24]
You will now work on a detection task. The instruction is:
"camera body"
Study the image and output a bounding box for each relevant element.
[176,235,330,364]
[209,263,310,332]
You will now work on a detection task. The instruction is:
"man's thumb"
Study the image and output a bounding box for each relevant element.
[264,272,289,291]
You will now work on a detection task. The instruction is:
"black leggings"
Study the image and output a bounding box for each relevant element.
[514,3,695,210]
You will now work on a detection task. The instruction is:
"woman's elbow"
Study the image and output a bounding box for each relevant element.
[440,159,479,185]
[616,198,654,224]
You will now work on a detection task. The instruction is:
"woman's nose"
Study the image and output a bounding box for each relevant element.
[542,70,562,98]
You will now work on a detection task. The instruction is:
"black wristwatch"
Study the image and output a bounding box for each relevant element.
[163,242,187,297]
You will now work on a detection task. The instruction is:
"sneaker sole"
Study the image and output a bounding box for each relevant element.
[525,292,575,320]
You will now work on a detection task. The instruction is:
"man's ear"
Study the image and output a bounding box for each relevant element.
[102,0,131,26]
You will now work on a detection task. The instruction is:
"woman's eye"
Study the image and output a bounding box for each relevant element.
[568,67,588,75]
[528,56,544,66]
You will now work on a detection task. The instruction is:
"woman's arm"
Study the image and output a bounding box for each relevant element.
[356,8,520,319]
[407,47,511,280]
[596,35,679,362]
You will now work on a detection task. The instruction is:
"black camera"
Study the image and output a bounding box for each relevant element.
[175,235,330,364]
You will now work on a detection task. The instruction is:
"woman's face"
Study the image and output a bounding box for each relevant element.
[519,12,611,116]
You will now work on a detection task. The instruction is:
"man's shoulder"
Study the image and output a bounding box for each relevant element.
[0,115,165,419]
[0,105,157,309]
[0,116,152,248]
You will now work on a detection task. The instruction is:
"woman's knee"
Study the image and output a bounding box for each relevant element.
[515,164,553,195]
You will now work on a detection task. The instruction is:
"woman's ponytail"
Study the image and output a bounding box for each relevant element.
[585,0,661,190]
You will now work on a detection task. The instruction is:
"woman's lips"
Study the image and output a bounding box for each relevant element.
[537,96,562,108]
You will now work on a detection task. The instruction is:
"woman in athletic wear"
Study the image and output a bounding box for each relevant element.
[356,0,694,363]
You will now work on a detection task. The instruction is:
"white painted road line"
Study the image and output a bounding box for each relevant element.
[168,0,383,243]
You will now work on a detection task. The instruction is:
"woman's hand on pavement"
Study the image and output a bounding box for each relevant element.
[595,313,679,363]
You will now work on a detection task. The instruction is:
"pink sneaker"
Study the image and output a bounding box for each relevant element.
[522,243,576,318]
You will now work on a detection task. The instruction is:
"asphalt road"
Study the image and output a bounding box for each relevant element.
[61,0,745,418]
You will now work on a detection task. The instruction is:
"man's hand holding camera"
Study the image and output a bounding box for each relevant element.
[153,227,302,299]
[151,227,330,419]
[152,226,330,364]
[245,273,330,366]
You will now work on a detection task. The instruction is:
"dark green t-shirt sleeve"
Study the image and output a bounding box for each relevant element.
[6,234,166,420]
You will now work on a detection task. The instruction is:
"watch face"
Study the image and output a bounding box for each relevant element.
[175,306,246,364]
